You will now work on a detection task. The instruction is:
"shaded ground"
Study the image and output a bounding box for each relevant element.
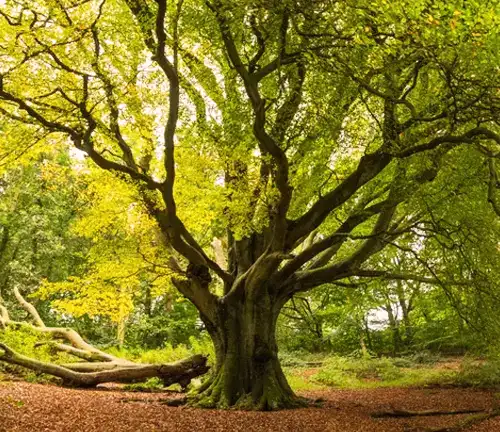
[1,381,500,432]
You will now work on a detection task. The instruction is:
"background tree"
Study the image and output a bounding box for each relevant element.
[0,0,498,409]
[37,168,200,347]
[0,150,88,319]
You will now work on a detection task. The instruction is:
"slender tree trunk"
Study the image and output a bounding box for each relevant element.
[360,332,369,358]
[401,306,413,346]
[385,303,402,356]
[192,292,300,410]
[117,319,126,348]
[364,318,373,351]
[396,281,414,347]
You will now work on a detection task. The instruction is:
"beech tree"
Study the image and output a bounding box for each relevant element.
[0,0,499,409]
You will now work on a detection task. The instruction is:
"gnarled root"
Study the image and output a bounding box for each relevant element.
[187,367,307,410]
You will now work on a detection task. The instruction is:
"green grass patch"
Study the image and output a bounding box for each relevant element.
[285,368,327,391]
[284,354,459,390]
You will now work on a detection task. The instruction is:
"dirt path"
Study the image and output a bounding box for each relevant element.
[1,381,499,432]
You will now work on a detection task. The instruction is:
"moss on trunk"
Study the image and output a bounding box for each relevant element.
[190,294,303,410]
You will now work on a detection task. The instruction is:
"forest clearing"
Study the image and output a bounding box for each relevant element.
[0,0,499,429]
[3,360,500,432]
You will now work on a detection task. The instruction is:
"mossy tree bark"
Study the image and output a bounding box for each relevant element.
[194,292,297,410]
[172,265,300,409]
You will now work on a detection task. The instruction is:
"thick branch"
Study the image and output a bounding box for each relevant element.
[287,151,392,248]
[396,127,500,158]
[36,342,113,362]
[0,82,161,190]
[6,293,130,364]
[13,287,45,327]
[276,200,389,282]
[208,0,292,249]
[350,270,451,285]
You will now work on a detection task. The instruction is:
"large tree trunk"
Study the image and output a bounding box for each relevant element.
[191,293,301,410]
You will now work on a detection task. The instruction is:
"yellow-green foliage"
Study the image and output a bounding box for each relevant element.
[0,326,53,361]
[36,168,176,325]
[189,336,215,362]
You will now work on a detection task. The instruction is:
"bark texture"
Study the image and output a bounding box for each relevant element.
[189,289,303,410]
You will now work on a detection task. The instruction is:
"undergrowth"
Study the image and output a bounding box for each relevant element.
[285,353,459,391]
[4,327,500,394]
[455,358,500,388]
[108,336,215,365]
[0,326,72,383]
[123,377,183,392]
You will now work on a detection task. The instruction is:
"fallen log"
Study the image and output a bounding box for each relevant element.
[0,289,210,389]
[0,343,208,388]
[407,409,500,432]
[373,407,500,432]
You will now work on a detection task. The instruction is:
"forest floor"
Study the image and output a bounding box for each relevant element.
[1,380,500,432]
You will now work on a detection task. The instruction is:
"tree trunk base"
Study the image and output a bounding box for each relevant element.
[187,368,306,410]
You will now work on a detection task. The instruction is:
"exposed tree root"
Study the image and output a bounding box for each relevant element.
[372,408,485,418]
[383,408,500,432]
[187,370,308,410]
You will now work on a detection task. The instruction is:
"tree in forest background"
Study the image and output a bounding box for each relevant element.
[37,168,201,347]
[0,0,499,409]
[0,150,89,319]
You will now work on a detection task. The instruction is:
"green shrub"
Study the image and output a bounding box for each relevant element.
[108,343,191,364]
[125,302,200,349]
[456,359,500,388]
[188,335,215,364]
[0,325,72,383]
[108,334,215,365]
[311,356,442,388]
[309,354,462,389]
[391,357,415,368]
[0,326,52,361]
[318,356,403,382]
[410,351,441,365]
